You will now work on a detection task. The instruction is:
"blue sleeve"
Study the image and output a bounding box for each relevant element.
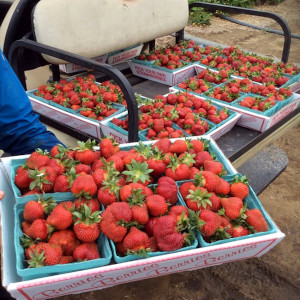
[0,50,65,156]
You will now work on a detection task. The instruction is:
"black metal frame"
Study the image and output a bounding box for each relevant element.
[8,39,139,143]
[189,1,291,62]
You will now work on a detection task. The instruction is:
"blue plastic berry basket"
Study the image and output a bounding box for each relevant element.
[14,200,112,281]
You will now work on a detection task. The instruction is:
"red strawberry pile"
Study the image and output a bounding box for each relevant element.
[237,96,276,112]
[196,68,232,85]
[179,174,269,243]
[111,91,232,139]
[33,75,126,121]
[176,76,214,94]
[20,197,102,267]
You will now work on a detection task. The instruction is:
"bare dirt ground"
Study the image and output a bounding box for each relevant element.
[54,1,300,299]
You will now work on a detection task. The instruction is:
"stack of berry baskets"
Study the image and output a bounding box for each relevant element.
[11,136,239,271]
[26,74,126,122]
[107,91,239,141]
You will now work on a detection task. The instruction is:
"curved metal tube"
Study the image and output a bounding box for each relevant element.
[189,1,292,62]
[8,39,139,142]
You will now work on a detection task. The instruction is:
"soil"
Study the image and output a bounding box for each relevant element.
[52,1,300,299]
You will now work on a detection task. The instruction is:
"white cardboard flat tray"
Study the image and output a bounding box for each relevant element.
[169,88,300,132]
[0,143,284,300]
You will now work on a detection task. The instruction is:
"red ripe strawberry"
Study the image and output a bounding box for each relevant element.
[100,137,119,159]
[169,205,189,221]
[74,140,96,165]
[214,177,231,195]
[195,151,213,167]
[23,200,45,222]
[203,160,224,175]
[73,242,100,261]
[100,202,132,242]
[73,205,101,242]
[153,138,171,154]
[169,140,188,154]
[107,155,125,172]
[144,217,158,237]
[245,209,268,232]
[27,242,63,267]
[29,166,57,193]
[220,197,244,220]
[186,187,212,211]
[24,218,49,241]
[46,202,73,230]
[232,225,249,237]
[122,226,151,254]
[14,166,33,190]
[26,149,50,169]
[50,144,68,159]
[189,139,204,153]
[74,164,92,174]
[131,202,149,225]
[58,256,74,264]
[146,195,168,217]
[46,159,65,176]
[97,184,119,207]
[199,209,222,237]
[53,174,70,193]
[74,197,100,213]
[179,181,196,201]
[23,197,55,222]
[71,172,98,197]
[156,176,178,205]
[48,230,81,256]
[153,118,165,133]
[230,175,249,200]
[201,171,220,192]
[209,192,222,212]
[153,215,185,251]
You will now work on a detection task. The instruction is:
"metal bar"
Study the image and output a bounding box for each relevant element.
[189,1,291,62]
[149,40,156,52]
[176,29,185,44]
[8,39,139,143]
[50,64,61,82]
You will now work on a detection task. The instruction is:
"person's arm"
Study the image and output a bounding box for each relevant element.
[0,190,4,200]
[0,50,64,156]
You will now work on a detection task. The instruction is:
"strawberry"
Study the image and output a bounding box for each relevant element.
[186,187,212,211]
[74,140,97,165]
[199,209,222,237]
[214,177,231,196]
[153,138,171,154]
[23,218,49,241]
[71,172,98,197]
[123,160,153,184]
[152,215,185,251]
[146,150,166,178]
[230,175,249,200]
[14,166,33,190]
[74,197,100,213]
[146,195,168,217]
[26,149,50,169]
[97,180,120,207]
[74,164,92,174]
[156,176,178,205]
[220,197,244,220]
[193,171,220,192]
[169,140,188,154]
[232,225,249,237]
[195,151,213,167]
[169,205,189,221]
[23,197,55,222]
[100,202,132,242]
[73,242,100,261]
[58,256,74,264]
[29,166,57,193]
[48,230,81,256]
[73,204,101,242]
[245,209,268,232]
[46,202,74,230]
[122,226,151,255]
[203,160,224,175]
[100,137,119,159]
[46,158,66,176]
[27,242,63,267]
[107,155,125,172]
[165,155,191,181]
[144,217,158,237]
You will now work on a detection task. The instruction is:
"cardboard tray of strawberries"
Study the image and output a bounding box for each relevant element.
[26,75,127,139]
[1,135,284,291]
[100,91,241,144]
